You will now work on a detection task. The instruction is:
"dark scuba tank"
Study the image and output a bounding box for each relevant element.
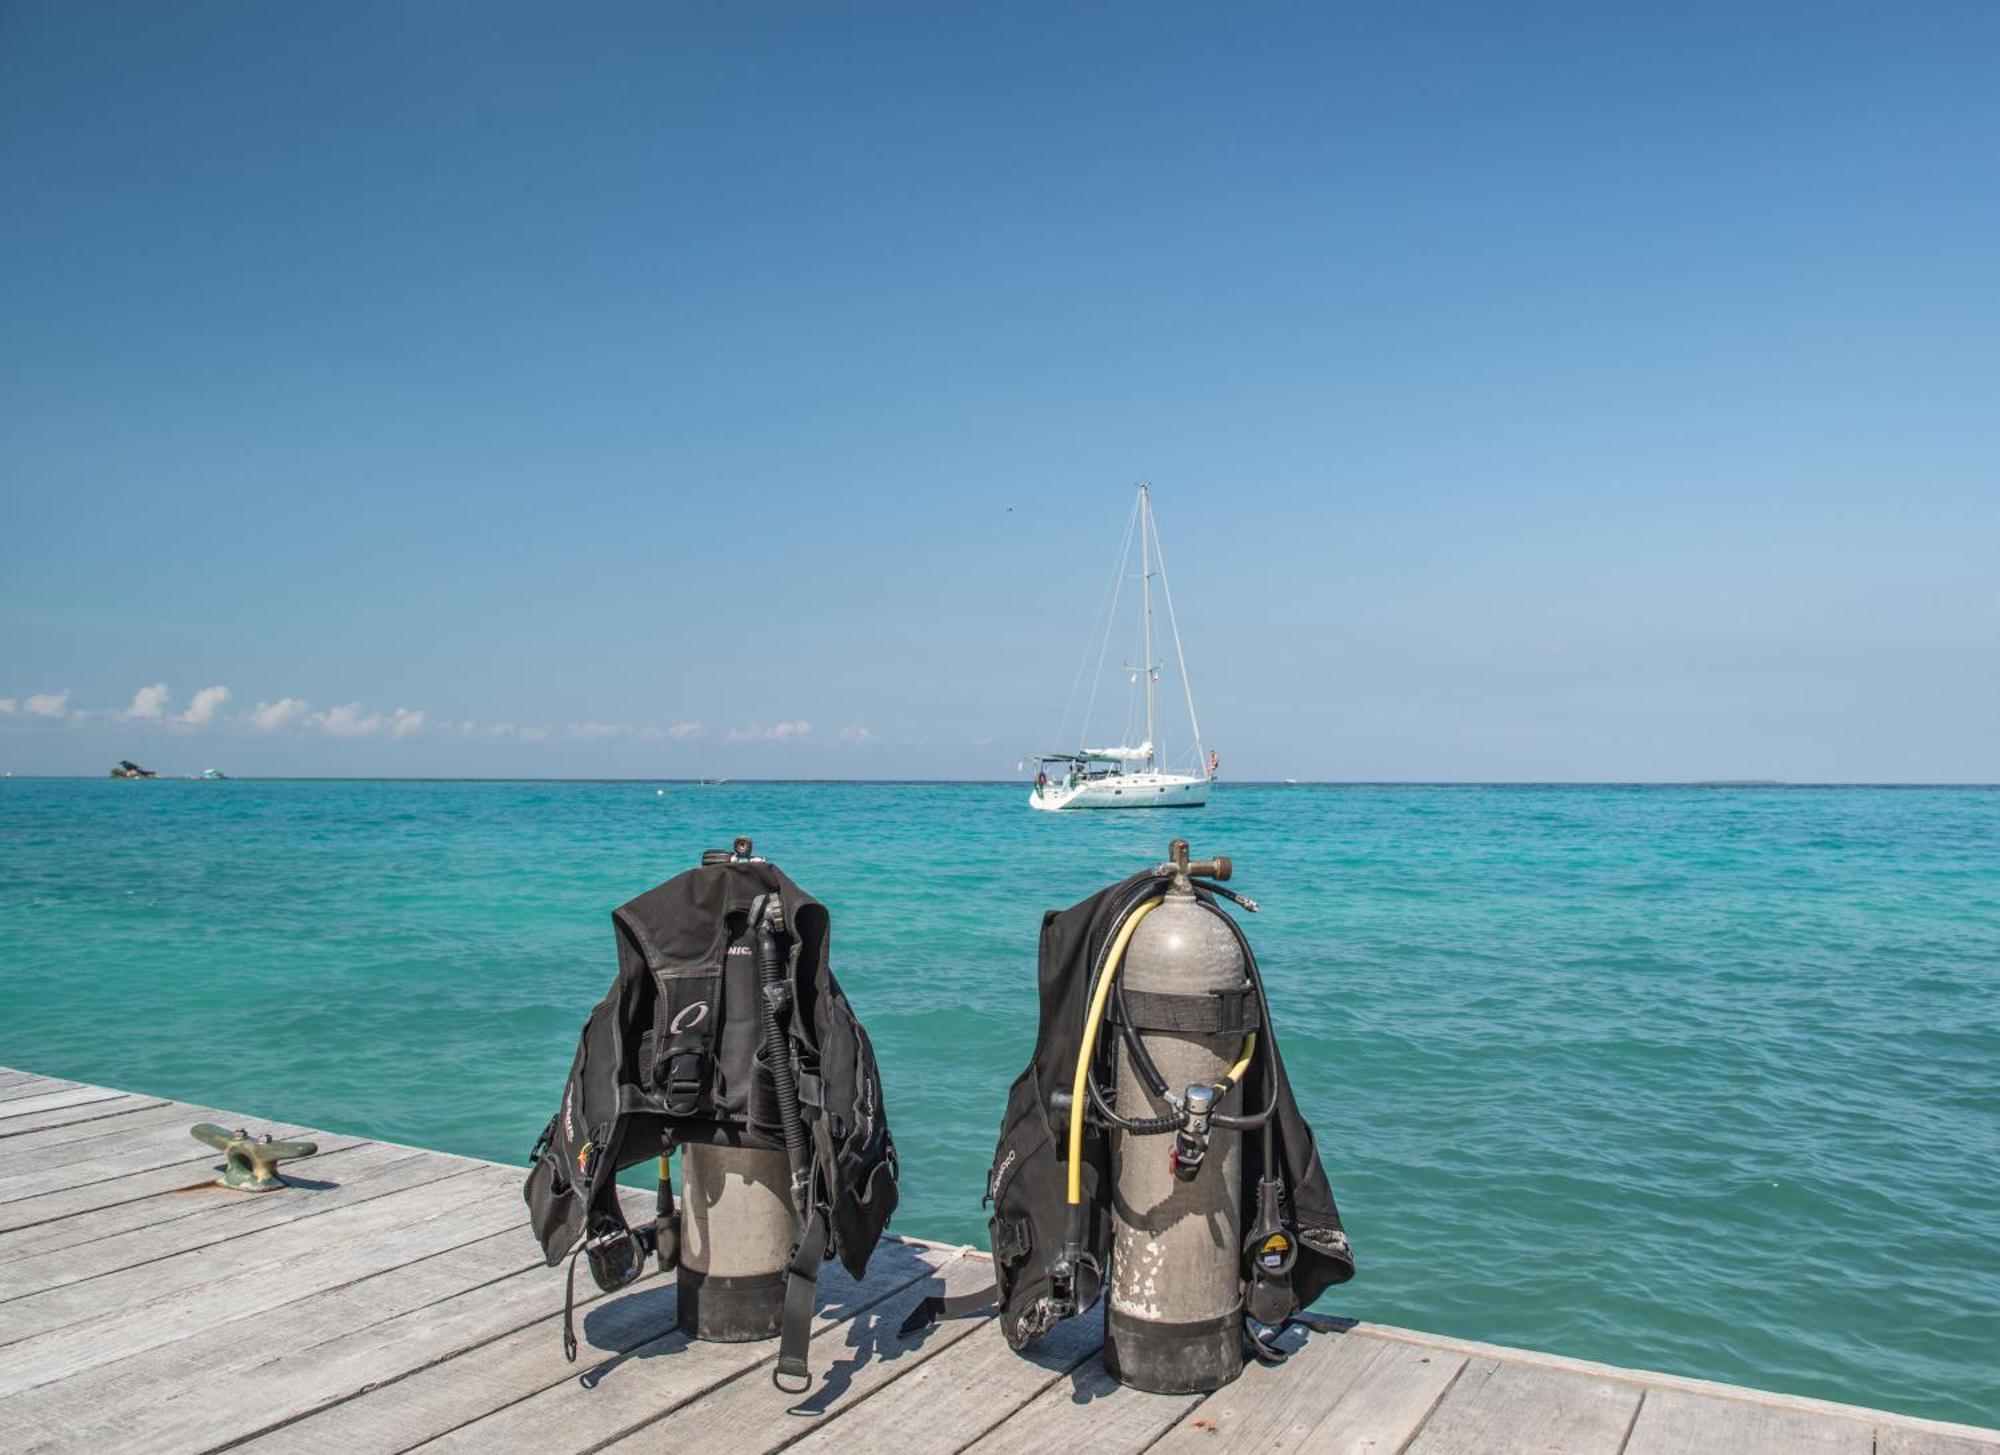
[1103,850,1252,1394]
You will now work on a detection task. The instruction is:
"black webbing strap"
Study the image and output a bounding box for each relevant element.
[1244,1319,1290,1366]
[655,966,721,1116]
[896,1279,999,1338]
[772,1210,828,1394]
[1113,984,1261,1035]
[561,1241,586,1362]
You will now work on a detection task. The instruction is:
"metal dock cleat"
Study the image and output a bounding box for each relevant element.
[190,1123,319,1192]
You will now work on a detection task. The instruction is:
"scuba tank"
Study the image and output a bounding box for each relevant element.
[1104,851,1253,1391]
[906,840,1353,1390]
[673,854,808,1342]
[677,1143,793,1339]
[524,838,899,1391]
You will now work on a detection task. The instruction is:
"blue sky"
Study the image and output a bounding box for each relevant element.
[2,2,1994,780]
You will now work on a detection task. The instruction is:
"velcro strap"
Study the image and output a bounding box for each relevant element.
[772,1210,828,1394]
[992,1215,1031,1266]
[1115,985,1261,1034]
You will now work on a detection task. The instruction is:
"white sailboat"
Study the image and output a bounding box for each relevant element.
[1029,484,1216,811]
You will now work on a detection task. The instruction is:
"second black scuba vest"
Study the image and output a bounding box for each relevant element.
[524,852,898,1383]
[983,867,1354,1348]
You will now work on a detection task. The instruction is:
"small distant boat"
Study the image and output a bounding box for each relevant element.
[199,768,227,781]
[1283,778,1299,785]
[697,778,728,786]
[1029,485,1215,812]
[109,760,157,779]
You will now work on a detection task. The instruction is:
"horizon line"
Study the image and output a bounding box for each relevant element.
[5,776,1996,789]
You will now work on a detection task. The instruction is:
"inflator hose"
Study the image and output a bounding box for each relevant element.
[1068,897,1160,1205]
[753,897,812,1218]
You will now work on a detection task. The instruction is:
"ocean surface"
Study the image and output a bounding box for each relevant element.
[1,779,1995,1425]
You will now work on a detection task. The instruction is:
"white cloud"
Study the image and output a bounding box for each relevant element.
[569,720,629,740]
[388,707,425,738]
[315,702,383,737]
[248,697,312,732]
[0,698,14,715]
[180,685,231,726]
[24,691,70,719]
[126,683,172,719]
[668,720,706,741]
[726,720,812,743]
[838,725,874,745]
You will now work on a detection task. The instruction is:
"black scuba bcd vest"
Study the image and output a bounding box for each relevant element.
[524,855,898,1381]
[983,869,1353,1349]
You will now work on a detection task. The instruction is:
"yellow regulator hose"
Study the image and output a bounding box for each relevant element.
[1222,1033,1256,1090]
[1067,897,1161,1205]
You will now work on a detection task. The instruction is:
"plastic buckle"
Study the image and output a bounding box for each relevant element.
[661,1053,704,1116]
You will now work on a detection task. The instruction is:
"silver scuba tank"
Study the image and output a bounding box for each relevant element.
[676,1143,794,1340]
[1104,843,1250,1393]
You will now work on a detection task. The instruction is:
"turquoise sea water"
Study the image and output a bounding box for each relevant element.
[1,779,1995,1425]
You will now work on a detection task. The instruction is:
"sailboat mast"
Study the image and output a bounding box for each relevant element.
[1140,483,1157,773]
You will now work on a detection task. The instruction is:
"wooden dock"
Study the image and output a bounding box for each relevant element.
[0,1067,1993,1454]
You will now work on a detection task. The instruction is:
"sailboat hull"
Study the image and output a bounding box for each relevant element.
[1029,773,1211,811]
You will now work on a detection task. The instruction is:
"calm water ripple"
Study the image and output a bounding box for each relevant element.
[0,779,1995,1425]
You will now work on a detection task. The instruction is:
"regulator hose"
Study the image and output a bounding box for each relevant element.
[1085,884,1280,1136]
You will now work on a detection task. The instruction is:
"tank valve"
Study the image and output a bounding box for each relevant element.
[189,1124,319,1193]
[701,835,758,866]
[1169,1083,1218,1182]
[1160,838,1231,892]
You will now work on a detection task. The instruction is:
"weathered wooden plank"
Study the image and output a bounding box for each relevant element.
[961,1350,1202,1455]
[0,1137,386,1265]
[0,1131,336,1236]
[0,1111,350,1204]
[1402,1357,1641,1455]
[1294,1334,1469,1452]
[1152,1329,1466,1455]
[0,1098,213,1172]
[1,1224,554,1454]
[769,1288,1105,1454]
[0,1140,438,1300]
[1356,1321,2000,1446]
[0,1095,176,1141]
[1624,1386,1873,1454]
[1877,1429,2000,1454]
[548,1247,992,1455]
[0,1086,129,1125]
[0,1170,521,1396]
[0,1162,503,1344]
[270,1240,963,1455]
[0,1076,77,1102]
[0,1097,180,1156]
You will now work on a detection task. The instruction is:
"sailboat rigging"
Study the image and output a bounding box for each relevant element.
[1028,484,1216,811]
